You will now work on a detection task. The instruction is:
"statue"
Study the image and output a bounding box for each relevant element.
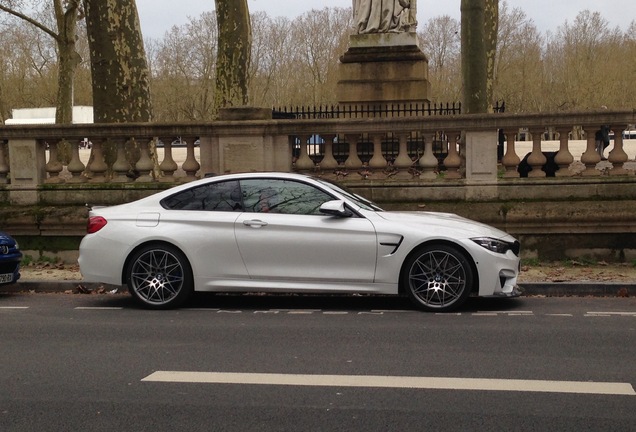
[352,0,417,34]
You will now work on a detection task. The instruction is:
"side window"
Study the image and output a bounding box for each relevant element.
[161,180,242,211]
[241,179,333,215]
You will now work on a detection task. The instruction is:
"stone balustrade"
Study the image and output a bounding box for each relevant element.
[0,110,634,206]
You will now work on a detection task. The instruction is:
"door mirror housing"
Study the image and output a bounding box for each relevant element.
[319,200,353,218]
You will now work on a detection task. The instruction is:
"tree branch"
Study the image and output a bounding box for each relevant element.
[0,5,60,41]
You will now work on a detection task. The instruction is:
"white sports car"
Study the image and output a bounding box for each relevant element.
[79,172,521,311]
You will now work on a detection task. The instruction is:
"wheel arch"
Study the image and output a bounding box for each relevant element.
[120,240,192,286]
[398,239,479,295]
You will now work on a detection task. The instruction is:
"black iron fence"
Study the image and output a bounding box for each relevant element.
[292,132,452,167]
[274,101,505,120]
[273,102,460,119]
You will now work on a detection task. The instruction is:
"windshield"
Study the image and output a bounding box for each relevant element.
[314,178,384,212]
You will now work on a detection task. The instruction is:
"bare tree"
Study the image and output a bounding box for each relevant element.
[289,7,351,106]
[4,4,634,119]
[149,12,218,121]
[0,0,83,123]
[249,11,282,106]
[419,15,461,103]
[544,10,623,111]
[491,3,543,112]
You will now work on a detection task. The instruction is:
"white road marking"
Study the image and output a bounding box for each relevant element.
[586,312,636,317]
[142,371,636,396]
[475,311,534,316]
[0,306,29,309]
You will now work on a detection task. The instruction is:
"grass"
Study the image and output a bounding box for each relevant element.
[21,254,61,266]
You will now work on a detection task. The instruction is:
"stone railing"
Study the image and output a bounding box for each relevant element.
[1,109,634,206]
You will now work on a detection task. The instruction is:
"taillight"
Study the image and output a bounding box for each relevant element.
[87,216,107,234]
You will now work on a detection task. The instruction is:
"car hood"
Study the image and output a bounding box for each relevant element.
[375,211,514,240]
[0,231,17,246]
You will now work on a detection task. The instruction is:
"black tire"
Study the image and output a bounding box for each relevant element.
[126,244,193,309]
[402,244,474,312]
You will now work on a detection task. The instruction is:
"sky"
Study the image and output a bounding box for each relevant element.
[135,0,633,40]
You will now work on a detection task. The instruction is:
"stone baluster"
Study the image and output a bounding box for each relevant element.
[554,128,574,177]
[419,133,439,179]
[343,134,363,175]
[159,137,178,182]
[580,125,601,176]
[87,139,109,182]
[294,135,315,172]
[608,126,629,176]
[67,138,86,183]
[501,130,520,178]
[527,129,547,178]
[45,139,64,183]
[318,134,339,176]
[135,138,155,182]
[393,132,414,179]
[443,132,462,179]
[0,140,9,184]
[367,133,387,179]
[181,137,200,181]
[111,138,132,183]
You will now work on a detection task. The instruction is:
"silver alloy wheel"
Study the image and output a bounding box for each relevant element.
[129,249,185,306]
[408,248,469,309]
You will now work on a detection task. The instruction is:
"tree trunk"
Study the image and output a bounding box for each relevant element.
[484,0,498,111]
[214,0,251,112]
[55,0,81,124]
[84,0,152,123]
[461,0,488,114]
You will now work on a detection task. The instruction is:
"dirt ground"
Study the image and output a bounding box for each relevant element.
[17,261,636,283]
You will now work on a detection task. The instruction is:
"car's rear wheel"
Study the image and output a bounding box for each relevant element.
[403,244,474,312]
[126,244,193,309]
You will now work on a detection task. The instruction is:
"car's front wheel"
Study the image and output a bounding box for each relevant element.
[126,244,193,309]
[402,244,474,312]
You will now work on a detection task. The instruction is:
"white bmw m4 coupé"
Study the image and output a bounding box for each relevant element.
[79,172,521,311]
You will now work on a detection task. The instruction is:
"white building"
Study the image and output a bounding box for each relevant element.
[4,106,93,125]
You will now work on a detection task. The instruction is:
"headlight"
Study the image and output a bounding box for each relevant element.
[471,237,514,254]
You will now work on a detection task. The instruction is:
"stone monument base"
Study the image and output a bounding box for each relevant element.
[337,32,430,111]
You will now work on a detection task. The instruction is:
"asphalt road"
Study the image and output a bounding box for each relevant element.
[1,293,635,431]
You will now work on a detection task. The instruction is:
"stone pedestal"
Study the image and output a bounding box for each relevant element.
[202,106,290,176]
[337,32,430,109]
[8,139,46,204]
[464,130,499,197]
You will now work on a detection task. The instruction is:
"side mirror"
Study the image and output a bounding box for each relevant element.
[319,200,353,218]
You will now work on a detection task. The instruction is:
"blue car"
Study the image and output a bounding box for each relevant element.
[0,231,22,285]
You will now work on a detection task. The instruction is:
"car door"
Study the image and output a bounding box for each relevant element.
[234,178,378,284]
[159,179,249,282]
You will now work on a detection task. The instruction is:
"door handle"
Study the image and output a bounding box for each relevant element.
[243,219,268,228]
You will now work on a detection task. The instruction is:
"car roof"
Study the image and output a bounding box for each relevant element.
[121,172,330,207]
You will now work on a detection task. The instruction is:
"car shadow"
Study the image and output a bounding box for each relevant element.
[185,292,528,313]
[51,291,529,313]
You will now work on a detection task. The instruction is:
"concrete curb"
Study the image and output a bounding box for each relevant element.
[3,280,635,297]
[4,280,121,294]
